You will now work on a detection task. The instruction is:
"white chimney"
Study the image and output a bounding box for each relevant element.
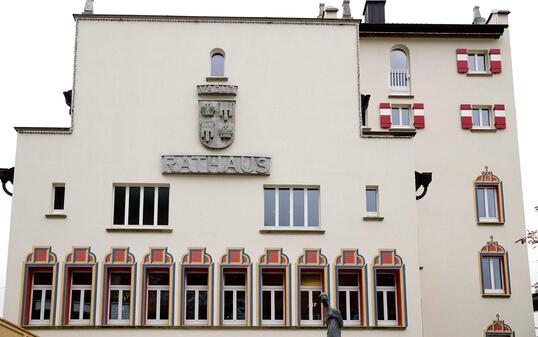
[324,6,339,19]
[487,9,511,25]
[83,0,94,14]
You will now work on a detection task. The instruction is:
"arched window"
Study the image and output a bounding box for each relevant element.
[479,237,511,297]
[210,51,225,77]
[474,167,504,224]
[389,48,409,92]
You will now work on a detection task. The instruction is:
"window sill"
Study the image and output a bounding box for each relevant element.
[361,128,416,138]
[206,76,228,82]
[106,226,173,233]
[471,128,497,133]
[45,213,67,219]
[477,221,504,226]
[467,72,493,77]
[388,94,414,99]
[482,293,511,298]
[363,216,384,221]
[259,228,325,234]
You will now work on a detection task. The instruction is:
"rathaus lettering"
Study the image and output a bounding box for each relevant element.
[161,155,271,175]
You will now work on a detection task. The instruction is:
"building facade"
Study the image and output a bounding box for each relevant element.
[2,1,535,336]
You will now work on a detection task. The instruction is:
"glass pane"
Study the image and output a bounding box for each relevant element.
[264,189,276,227]
[54,186,65,210]
[312,291,321,320]
[109,290,119,320]
[31,290,42,320]
[401,108,410,126]
[70,290,81,319]
[262,291,271,320]
[387,291,397,320]
[486,188,497,218]
[111,273,131,286]
[143,187,155,225]
[83,290,91,319]
[492,258,503,290]
[293,189,305,227]
[211,53,225,77]
[149,273,169,286]
[481,109,490,127]
[128,186,140,225]
[391,108,400,126]
[301,273,321,287]
[224,273,245,286]
[338,291,347,320]
[339,273,358,287]
[366,189,377,213]
[376,291,384,320]
[237,291,246,320]
[477,188,486,218]
[113,186,126,225]
[262,273,283,286]
[122,291,130,320]
[300,291,309,320]
[160,291,169,320]
[147,290,157,320]
[376,274,395,287]
[468,54,476,71]
[44,290,51,320]
[224,291,233,320]
[481,258,492,290]
[477,54,486,72]
[472,109,480,126]
[275,291,284,320]
[350,291,359,320]
[390,49,407,69]
[187,273,208,286]
[199,291,208,320]
[307,189,320,227]
[157,187,169,226]
[278,188,290,227]
[186,290,195,320]
[34,272,53,285]
[73,272,92,285]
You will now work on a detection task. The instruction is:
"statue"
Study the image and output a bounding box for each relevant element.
[320,293,343,337]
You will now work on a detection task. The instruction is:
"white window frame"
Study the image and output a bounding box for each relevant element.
[222,272,247,325]
[476,186,499,222]
[184,271,209,325]
[338,273,360,325]
[389,49,410,92]
[146,273,170,325]
[468,52,488,73]
[299,273,322,326]
[376,274,398,327]
[51,183,66,214]
[365,186,379,216]
[113,185,168,227]
[108,272,131,325]
[28,272,53,325]
[260,272,285,326]
[471,107,493,129]
[69,272,92,325]
[482,256,505,294]
[264,187,320,228]
[390,106,412,128]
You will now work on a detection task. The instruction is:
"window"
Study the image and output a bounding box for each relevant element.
[146,272,170,324]
[108,272,131,325]
[69,272,92,324]
[264,187,320,228]
[390,107,411,128]
[29,272,53,325]
[389,48,409,92]
[337,273,360,324]
[472,107,492,128]
[52,183,65,212]
[375,273,397,327]
[299,272,322,324]
[211,52,225,77]
[185,272,208,325]
[261,272,285,325]
[481,256,504,294]
[222,271,246,325]
[468,53,487,72]
[476,186,499,222]
[365,187,378,216]
[113,186,169,226]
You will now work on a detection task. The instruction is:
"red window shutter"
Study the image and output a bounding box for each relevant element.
[494,104,506,129]
[456,49,469,73]
[413,103,425,129]
[489,49,502,74]
[379,103,391,128]
[460,104,472,129]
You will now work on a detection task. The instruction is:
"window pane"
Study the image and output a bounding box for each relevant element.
[157,187,169,226]
[492,258,503,290]
[113,186,126,225]
[301,273,321,287]
[147,290,157,320]
[143,187,155,225]
[401,108,410,126]
[149,273,169,286]
[338,291,347,320]
[31,290,42,320]
[481,258,492,290]
[477,188,486,218]
[34,272,53,285]
[468,54,476,71]
[391,108,400,126]
[73,272,92,285]
[54,186,65,210]
[278,189,290,227]
[224,291,233,320]
[339,273,358,287]
[350,291,359,320]
[211,53,225,77]
[390,49,407,69]
[307,189,320,227]
[111,273,131,286]
[83,290,91,319]
[187,273,208,286]
[70,290,81,319]
[225,273,245,286]
[237,291,246,320]
[300,291,309,320]
[376,274,395,287]
[481,109,490,127]
[275,291,284,320]
[477,54,486,72]
[109,290,119,320]
[264,189,276,227]
[376,291,384,320]
[122,291,130,320]
[472,109,480,126]
[386,291,397,320]
[312,291,321,320]
[199,291,208,320]
[43,290,51,320]
[262,273,283,286]
[486,188,497,218]
[128,187,140,225]
[160,291,169,320]
[186,290,195,320]
[293,189,305,227]
[366,189,377,213]
[262,291,271,320]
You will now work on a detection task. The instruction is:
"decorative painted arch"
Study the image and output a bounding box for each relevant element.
[219,248,253,326]
[479,237,511,297]
[335,249,365,267]
[20,247,59,326]
[258,248,292,326]
[373,249,403,267]
[101,247,137,326]
[481,236,506,254]
[296,248,329,326]
[140,247,175,325]
[180,248,214,326]
[476,166,501,183]
[334,249,368,326]
[61,246,98,326]
[485,314,514,336]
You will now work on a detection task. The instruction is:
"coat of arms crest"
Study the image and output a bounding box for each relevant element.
[199,100,235,149]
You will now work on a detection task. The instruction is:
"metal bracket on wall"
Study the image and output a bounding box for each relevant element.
[0,167,14,197]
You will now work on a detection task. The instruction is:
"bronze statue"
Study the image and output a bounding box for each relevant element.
[320,293,343,337]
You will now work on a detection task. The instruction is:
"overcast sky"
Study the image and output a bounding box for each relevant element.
[0,0,537,315]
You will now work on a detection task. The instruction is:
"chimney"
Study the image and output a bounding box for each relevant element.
[486,9,511,25]
[363,0,386,24]
[472,6,486,24]
[83,0,94,14]
[342,0,352,19]
[324,6,339,19]
[317,3,325,18]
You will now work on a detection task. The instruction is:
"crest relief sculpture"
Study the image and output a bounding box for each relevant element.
[199,100,235,149]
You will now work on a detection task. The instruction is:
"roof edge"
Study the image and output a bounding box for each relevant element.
[15,126,72,134]
[359,23,507,39]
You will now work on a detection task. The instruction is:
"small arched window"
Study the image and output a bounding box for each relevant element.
[389,48,409,92]
[210,51,225,77]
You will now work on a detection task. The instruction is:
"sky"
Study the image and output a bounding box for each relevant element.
[0,0,537,315]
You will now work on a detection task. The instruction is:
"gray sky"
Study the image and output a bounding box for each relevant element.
[1,0,537,315]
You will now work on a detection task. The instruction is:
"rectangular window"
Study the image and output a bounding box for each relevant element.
[481,256,505,294]
[108,272,131,324]
[222,271,246,325]
[366,187,378,216]
[185,272,208,325]
[29,272,53,324]
[338,273,360,324]
[476,186,499,222]
[468,53,487,72]
[472,107,492,128]
[52,183,65,212]
[375,273,398,327]
[261,272,285,325]
[391,107,411,128]
[113,186,169,226]
[299,272,322,325]
[264,187,320,228]
[146,272,170,324]
[69,272,92,324]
